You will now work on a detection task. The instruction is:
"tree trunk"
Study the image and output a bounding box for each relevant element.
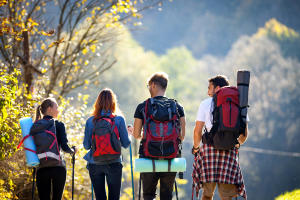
[22,31,33,93]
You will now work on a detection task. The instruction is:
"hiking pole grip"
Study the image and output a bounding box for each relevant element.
[71,146,76,200]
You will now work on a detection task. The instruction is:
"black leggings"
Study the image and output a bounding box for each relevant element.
[36,167,66,200]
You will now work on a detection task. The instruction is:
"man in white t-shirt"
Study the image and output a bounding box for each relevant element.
[192,75,248,200]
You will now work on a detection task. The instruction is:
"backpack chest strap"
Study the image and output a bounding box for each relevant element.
[37,152,60,160]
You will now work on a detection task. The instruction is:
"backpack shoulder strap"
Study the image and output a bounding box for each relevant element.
[142,99,150,123]
[167,98,180,119]
[30,119,54,135]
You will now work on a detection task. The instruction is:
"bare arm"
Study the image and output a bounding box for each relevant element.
[133,118,143,139]
[193,121,205,148]
[179,116,186,141]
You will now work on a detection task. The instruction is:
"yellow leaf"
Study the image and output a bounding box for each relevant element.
[59,81,63,87]
[21,9,26,16]
[82,48,88,55]
[90,44,96,53]
[73,61,78,66]
[62,60,66,64]
[41,43,46,50]
[28,18,39,26]
[84,60,89,65]
[40,31,52,36]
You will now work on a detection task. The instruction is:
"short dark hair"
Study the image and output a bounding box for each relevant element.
[209,75,229,88]
[148,72,168,90]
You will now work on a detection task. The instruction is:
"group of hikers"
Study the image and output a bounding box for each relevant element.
[24,72,249,200]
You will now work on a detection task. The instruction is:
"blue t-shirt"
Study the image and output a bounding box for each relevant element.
[83,111,131,164]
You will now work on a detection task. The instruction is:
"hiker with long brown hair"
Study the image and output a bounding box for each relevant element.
[33,97,76,200]
[83,88,131,200]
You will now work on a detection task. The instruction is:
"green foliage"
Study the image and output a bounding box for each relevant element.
[0,69,38,199]
[255,18,300,60]
[275,189,300,200]
[0,69,35,159]
[157,46,207,123]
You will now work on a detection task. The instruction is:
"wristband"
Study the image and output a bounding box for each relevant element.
[192,146,199,150]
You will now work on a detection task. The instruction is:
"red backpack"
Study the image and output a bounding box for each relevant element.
[92,115,121,162]
[142,98,181,159]
[203,86,245,150]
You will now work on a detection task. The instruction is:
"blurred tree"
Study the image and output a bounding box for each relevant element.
[0,0,163,95]
[0,1,166,199]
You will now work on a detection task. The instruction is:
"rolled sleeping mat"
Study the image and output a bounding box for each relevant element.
[237,70,250,123]
[19,117,40,167]
[134,158,186,173]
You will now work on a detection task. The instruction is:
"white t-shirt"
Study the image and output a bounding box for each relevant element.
[196,97,249,132]
[196,97,214,132]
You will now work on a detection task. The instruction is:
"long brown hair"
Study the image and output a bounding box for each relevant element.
[92,88,121,120]
[35,98,57,122]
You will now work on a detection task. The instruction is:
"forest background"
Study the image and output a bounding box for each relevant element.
[0,0,299,199]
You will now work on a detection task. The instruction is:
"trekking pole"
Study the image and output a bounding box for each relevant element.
[129,139,135,200]
[138,174,142,200]
[31,167,36,200]
[128,125,135,200]
[91,184,94,200]
[71,146,76,200]
[175,180,179,200]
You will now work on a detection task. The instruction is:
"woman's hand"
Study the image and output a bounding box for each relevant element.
[127,124,134,136]
[72,146,77,155]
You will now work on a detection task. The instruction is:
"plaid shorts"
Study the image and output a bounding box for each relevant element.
[192,144,247,199]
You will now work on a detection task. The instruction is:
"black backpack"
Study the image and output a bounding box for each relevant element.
[141,98,181,159]
[202,87,246,150]
[30,119,63,167]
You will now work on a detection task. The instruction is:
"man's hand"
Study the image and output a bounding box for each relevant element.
[192,146,200,155]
